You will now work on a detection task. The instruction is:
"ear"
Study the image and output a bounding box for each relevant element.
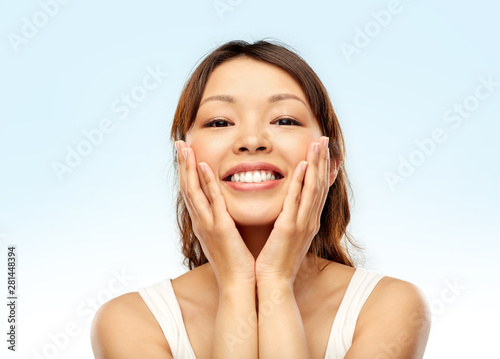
[328,157,341,187]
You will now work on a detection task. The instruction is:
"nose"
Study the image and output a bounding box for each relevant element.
[233,122,272,154]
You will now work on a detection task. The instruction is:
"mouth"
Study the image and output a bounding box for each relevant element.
[221,162,285,184]
[223,170,283,183]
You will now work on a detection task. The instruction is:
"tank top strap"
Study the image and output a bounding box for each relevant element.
[324,267,386,358]
[138,279,197,359]
[139,269,384,359]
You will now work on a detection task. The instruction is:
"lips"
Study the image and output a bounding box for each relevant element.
[222,162,284,181]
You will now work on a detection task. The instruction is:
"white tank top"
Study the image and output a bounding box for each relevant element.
[138,267,385,359]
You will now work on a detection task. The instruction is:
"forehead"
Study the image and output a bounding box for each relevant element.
[201,57,308,104]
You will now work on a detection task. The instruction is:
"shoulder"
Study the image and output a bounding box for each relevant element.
[91,292,173,359]
[347,274,432,358]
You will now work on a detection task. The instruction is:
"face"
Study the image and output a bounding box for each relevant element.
[185,57,324,226]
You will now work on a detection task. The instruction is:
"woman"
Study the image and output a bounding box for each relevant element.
[91,40,431,358]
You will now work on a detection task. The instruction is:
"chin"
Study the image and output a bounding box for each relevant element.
[233,216,278,227]
[228,206,281,227]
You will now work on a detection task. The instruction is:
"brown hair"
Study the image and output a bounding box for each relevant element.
[170,39,363,270]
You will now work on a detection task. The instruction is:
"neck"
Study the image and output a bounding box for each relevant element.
[236,223,274,259]
[234,223,328,289]
[201,224,331,307]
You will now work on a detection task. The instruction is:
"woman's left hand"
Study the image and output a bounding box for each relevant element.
[255,136,335,286]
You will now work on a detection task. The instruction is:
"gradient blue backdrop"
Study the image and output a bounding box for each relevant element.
[1,0,499,358]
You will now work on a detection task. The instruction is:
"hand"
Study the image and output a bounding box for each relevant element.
[175,140,256,289]
[255,136,335,286]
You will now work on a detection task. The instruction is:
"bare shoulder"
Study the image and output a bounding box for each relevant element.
[91,292,173,359]
[347,274,432,358]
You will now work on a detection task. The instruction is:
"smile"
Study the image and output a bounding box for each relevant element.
[222,176,284,191]
[221,161,285,191]
[225,170,283,183]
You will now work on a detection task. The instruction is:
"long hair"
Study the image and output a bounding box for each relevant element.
[170,39,363,270]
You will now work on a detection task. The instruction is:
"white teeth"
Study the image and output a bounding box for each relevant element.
[229,171,280,183]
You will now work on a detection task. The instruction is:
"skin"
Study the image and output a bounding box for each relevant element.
[175,58,338,358]
[181,57,338,286]
[91,58,431,359]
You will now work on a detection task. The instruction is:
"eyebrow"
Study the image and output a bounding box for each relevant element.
[199,93,308,107]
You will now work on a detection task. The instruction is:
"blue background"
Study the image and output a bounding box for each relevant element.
[1,0,498,357]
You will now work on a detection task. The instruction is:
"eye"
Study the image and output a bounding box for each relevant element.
[204,118,232,127]
[273,117,301,126]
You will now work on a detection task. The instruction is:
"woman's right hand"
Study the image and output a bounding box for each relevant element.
[176,140,256,289]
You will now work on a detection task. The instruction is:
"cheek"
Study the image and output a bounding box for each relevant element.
[189,137,228,169]
[277,134,315,164]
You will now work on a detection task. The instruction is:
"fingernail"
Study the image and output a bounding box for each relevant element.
[323,137,329,148]
[199,163,205,173]
[175,141,180,152]
[314,143,320,154]
[182,148,188,160]
[302,161,308,171]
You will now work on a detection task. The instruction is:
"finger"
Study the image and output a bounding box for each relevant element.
[278,160,308,224]
[316,137,329,201]
[175,141,205,234]
[321,139,331,205]
[176,141,195,213]
[196,161,210,198]
[181,146,213,224]
[296,140,322,224]
[305,137,330,227]
[175,140,186,190]
[175,140,194,214]
[176,145,220,262]
[176,140,193,200]
[197,162,232,225]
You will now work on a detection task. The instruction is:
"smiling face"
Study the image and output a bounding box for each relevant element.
[185,57,324,226]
